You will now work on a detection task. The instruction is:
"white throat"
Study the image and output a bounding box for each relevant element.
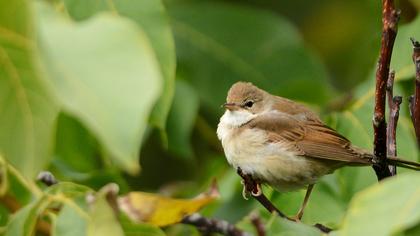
[217,110,256,141]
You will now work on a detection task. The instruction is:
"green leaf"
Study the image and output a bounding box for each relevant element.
[339,173,420,236]
[87,185,124,236]
[54,204,88,236]
[5,195,51,236]
[46,182,91,236]
[166,80,199,158]
[62,0,176,133]
[120,214,166,236]
[54,114,100,173]
[37,3,163,174]
[45,182,91,197]
[169,2,334,114]
[391,16,420,80]
[265,217,321,236]
[0,0,58,178]
[52,115,130,192]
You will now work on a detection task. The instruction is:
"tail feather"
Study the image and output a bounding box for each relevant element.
[387,157,420,171]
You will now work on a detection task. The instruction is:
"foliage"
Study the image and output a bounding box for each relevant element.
[0,0,420,235]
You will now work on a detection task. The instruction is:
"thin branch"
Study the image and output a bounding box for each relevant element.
[249,213,265,236]
[237,168,288,218]
[410,38,420,147]
[182,213,249,236]
[236,168,332,233]
[372,0,400,180]
[386,71,401,175]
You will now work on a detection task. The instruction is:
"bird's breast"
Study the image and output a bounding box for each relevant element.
[217,123,333,191]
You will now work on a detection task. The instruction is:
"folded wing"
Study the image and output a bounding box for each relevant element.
[244,112,371,165]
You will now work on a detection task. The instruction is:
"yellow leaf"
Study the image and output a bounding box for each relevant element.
[118,182,219,226]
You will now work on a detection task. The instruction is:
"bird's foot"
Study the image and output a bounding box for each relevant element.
[241,180,250,200]
[241,180,262,200]
[251,182,262,197]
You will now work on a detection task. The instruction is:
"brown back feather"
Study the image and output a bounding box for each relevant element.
[245,112,371,165]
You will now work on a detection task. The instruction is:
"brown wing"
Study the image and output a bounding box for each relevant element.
[244,113,371,165]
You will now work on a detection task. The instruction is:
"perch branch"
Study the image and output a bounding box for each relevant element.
[386,71,401,175]
[182,213,249,236]
[372,0,400,180]
[236,168,287,218]
[410,38,420,147]
[236,168,332,233]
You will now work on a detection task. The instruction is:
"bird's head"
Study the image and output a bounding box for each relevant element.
[223,82,270,115]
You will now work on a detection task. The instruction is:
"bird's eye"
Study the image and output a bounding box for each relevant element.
[244,101,254,108]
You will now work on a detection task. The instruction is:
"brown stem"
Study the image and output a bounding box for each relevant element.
[386,71,395,110]
[373,0,400,180]
[182,213,249,236]
[386,71,401,175]
[236,168,332,233]
[250,213,265,236]
[410,38,420,147]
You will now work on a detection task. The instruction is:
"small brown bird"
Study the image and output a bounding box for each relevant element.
[217,82,420,220]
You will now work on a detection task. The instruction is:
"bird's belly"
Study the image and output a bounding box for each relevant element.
[221,128,333,191]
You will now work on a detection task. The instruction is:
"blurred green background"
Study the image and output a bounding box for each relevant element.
[1,0,420,235]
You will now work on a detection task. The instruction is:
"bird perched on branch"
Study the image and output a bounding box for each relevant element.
[217,81,420,220]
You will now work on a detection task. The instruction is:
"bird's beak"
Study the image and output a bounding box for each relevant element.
[222,102,239,111]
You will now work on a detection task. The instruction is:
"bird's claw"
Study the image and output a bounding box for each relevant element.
[241,180,250,200]
[251,183,262,197]
[241,179,262,199]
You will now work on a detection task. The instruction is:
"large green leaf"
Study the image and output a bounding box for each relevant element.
[339,173,420,236]
[52,115,131,192]
[62,0,176,133]
[169,2,334,114]
[37,3,163,174]
[0,0,58,178]
[166,80,199,158]
[54,114,100,173]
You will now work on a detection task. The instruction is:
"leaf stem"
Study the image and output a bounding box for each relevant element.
[7,163,42,197]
